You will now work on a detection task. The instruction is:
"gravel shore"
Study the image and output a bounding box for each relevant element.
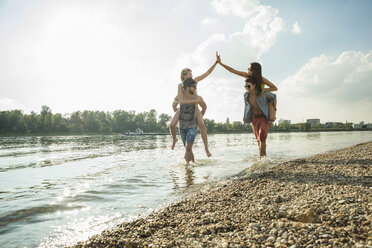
[73,142,372,248]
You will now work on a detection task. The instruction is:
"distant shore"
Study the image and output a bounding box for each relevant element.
[1,128,372,137]
[73,142,372,248]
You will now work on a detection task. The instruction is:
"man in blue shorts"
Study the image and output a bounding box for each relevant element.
[179,78,207,164]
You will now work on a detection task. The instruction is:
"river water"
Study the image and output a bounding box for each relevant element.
[1,131,371,247]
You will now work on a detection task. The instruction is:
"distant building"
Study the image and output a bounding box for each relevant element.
[306,119,320,125]
[353,122,366,129]
[278,119,291,125]
[324,122,344,128]
[367,124,372,129]
[353,123,362,129]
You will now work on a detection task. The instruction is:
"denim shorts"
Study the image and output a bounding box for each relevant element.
[180,128,197,146]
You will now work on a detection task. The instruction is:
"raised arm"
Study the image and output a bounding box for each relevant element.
[194,61,218,82]
[198,96,207,116]
[262,77,278,92]
[176,83,200,105]
[217,52,248,78]
[219,62,248,78]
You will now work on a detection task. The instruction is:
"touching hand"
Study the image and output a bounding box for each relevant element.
[216,51,221,64]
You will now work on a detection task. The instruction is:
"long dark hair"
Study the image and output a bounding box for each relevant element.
[250,62,263,86]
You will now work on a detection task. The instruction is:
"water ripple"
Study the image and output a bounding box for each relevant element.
[0,204,84,232]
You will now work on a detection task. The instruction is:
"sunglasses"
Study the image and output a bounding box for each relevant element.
[244,85,251,89]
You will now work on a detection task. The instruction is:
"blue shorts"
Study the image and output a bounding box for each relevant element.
[180,128,197,146]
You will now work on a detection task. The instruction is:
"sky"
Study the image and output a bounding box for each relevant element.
[1,0,372,124]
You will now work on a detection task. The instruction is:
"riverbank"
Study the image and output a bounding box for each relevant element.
[73,142,372,248]
[1,128,371,137]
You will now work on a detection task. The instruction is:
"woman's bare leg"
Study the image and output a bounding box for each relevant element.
[268,103,276,122]
[197,111,211,157]
[170,110,180,150]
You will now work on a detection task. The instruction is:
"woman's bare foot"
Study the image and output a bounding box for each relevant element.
[205,149,212,157]
[171,138,178,150]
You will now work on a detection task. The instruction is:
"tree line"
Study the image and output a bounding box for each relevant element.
[0,106,355,135]
[270,120,353,132]
[0,106,170,134]
[0,106,252,134]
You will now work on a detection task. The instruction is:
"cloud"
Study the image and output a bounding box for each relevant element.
[0,0,194,115]
[212,0,259,18]
[279,51,372,122]
[201,17,220,28]
[177,2,284,70]
[292,21,301,34]
[240,6,284,55]
[0,97,25,111]
[197,76,245,122]
[169,0,285,122]
[210,0,284,58]
[0,0,285,123]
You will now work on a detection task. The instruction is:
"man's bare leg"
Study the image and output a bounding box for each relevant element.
[185,151,191,164]
[196,111,211,157]
[190,150,195,163]
[185,142,193,164]
[169,110,180,150]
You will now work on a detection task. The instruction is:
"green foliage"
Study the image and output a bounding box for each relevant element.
[271,121,356,132]
[278,120,291,131]
[203,118,252,133]
[0,106,361,135]
[0,110,26,132]
[0,106,172,134]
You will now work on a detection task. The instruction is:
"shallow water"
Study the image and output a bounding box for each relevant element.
[0,131,371,247]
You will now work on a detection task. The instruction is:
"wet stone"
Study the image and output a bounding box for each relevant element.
[72,142,372,248]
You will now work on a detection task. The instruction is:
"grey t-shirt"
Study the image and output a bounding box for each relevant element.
[179,96,198,129]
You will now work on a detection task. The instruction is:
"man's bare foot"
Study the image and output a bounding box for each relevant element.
[171,138,178,150]
[205,149,212,157]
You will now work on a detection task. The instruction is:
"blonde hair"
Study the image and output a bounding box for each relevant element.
[180,68,192,81]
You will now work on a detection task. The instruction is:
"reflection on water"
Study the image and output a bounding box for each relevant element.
[277,132,292,141]
[170,164,196,190]
[184,165,195,188]
[0,131,371,247]
[306,132,321,140]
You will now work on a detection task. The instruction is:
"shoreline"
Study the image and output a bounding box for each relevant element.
[73,142,372,247]
[1,129,371,137]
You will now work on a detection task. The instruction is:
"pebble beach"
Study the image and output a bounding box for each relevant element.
[73,142,372,248]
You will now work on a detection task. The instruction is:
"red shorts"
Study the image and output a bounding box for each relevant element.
[251,115,269,143]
